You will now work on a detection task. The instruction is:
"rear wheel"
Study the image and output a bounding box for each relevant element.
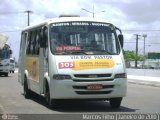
[109,97,122,108]
[24,77,32,99]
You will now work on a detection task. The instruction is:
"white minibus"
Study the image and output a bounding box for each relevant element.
[18,16,127,108]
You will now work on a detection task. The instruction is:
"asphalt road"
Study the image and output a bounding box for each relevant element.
[0,73,160,119]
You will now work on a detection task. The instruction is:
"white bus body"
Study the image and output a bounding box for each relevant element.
[18,16,127,108]
[0,57,10,76]
[0,44,12,77]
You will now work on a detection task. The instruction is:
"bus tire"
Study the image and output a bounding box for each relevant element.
[24,77,32,99]
[4,73,8,77]
[109,97,122,109]
[45,83,58,109]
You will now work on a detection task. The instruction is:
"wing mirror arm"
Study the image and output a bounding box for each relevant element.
[116,27,124,48]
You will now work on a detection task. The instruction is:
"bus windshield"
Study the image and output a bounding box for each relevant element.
[0,49,10,59]
[50,22,120,55]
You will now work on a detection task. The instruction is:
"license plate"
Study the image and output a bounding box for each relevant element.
[87,84,103,90]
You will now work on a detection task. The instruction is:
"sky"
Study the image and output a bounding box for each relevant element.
[0,0,160,61]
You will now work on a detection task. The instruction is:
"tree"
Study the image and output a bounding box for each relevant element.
[124,51,135,61]
[124,50,145,61]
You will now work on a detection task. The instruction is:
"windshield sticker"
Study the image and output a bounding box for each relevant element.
[59,26,87,33]
[52,22,109,27]
[70,55,112,59]
[56,46,81,51]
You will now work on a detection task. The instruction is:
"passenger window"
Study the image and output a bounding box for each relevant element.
[26,29,41,55]
[26,32,32,55]
[35,30,40,55]
[30,31,36,54]
[20,32,27,56]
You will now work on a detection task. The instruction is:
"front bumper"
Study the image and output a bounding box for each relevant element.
[50,78,127,99]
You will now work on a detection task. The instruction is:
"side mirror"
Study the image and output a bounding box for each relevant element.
[40,27,48,48]
[118,34,124,48]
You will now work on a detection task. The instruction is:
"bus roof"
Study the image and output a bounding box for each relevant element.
[22,17,113,31]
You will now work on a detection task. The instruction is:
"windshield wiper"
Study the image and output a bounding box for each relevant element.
[83,49,112,55]
[70,51,88,55]
[95,49,112,55]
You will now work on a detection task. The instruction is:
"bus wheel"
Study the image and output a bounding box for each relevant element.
[109,97,122,109]
[45,84,52,107]
[45,84,58,109]
[24,78,31,99]
[4,73,8,77]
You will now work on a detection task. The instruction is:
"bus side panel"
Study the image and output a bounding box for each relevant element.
[25,56,39,93]
[39,48,47,94]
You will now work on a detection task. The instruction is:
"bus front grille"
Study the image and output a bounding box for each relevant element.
[73,85,114,89]
[73,85,114,95]
[74,74,112,78]
[75,90,112,95]
[73,79,114,82]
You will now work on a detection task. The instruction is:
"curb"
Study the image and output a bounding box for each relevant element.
[127,75,160,87]
[128,79,160,87]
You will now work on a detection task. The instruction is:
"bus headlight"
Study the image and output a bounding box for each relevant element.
[53,74,71,80]
[115,73,127,79]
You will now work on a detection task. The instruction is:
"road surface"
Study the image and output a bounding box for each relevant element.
[0,72,160,119]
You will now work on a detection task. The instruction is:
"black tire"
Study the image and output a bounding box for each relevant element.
[109,97,122,108]
[4,73,8,77]
[24,78,32,99]
[45,83,58,109]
